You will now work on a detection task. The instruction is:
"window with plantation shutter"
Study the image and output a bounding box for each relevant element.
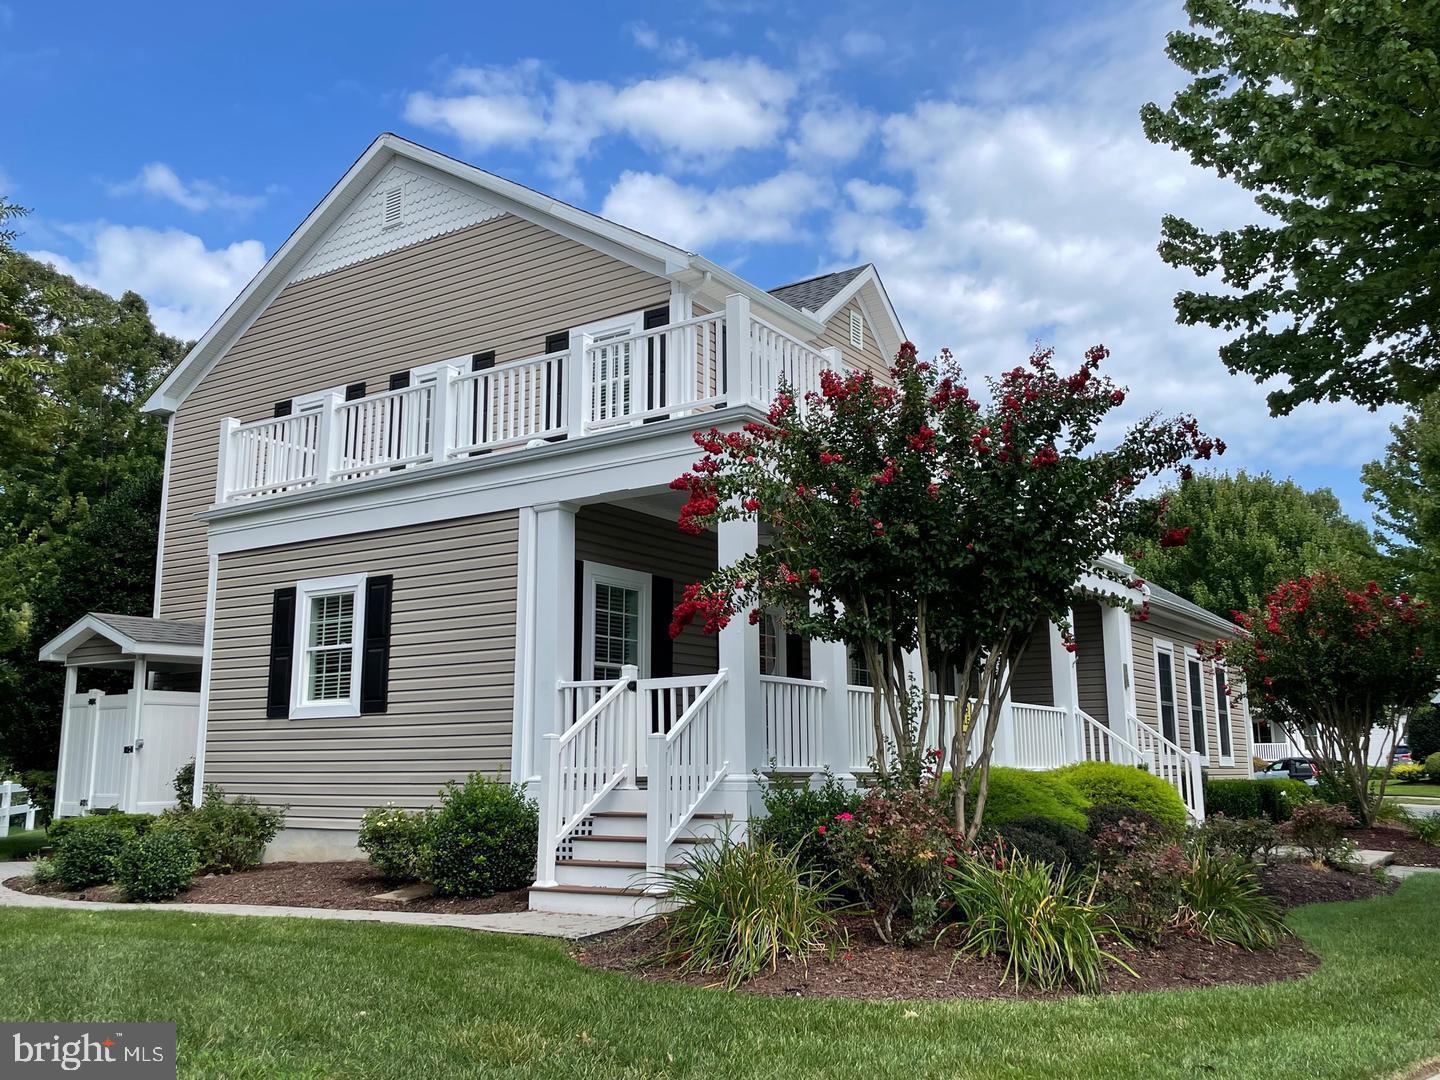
[288,574,368,718]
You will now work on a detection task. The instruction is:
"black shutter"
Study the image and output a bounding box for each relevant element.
[785,632,807,681]
[265,587,297,718]
[644,307,669,330]
[573,560,585,681]
[644,307,670,413]
[273,400,293,418]
[388,372,411,391]
[471,351,496,371]
[545,331,569,355]
[345,382,367,401]
[360,575,394,714]
[651,576,674,678]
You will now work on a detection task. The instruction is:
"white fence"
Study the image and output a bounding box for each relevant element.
[216,298,838,504]
[55,689,200,818]
[0,781,37,836]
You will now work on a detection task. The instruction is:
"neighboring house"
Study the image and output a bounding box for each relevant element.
[39,134,1253,914]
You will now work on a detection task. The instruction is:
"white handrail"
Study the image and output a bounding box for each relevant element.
[646,669,729,878]
[1129,713,1206,821]
[1077,709,1145,768]
[537,665,637,887]
[334,382,437,480]
[450,351,568,454]
[761,675,825,772]
[1009,702,1070,768]
[583,312,726,431]
[748,314,830,405]
[225,411,323,498]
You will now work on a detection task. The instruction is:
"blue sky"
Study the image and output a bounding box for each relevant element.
[2,0,1401,521]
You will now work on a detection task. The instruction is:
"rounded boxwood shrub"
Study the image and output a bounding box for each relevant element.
[421,774,538,897]
[1055,761,1188,835]
[1426,752,1440,781]
[359,805,433,882]
[53,824,127,889]
[990,814,1093,867]
[948,767,1090,831]
[115,829,199,901]
[1085,801,1171,841]
[161,785,285,874]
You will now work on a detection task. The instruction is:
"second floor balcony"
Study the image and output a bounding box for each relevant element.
[214,294,840,506]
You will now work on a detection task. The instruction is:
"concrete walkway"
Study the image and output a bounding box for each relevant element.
[0,862,636,940]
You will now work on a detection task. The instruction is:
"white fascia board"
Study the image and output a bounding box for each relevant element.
[810,266,907,356]
[201,406,762,556]
[686,257,825,341]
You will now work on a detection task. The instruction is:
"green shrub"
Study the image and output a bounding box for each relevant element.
[827,786,957,944]
[115,829,199,901]
[1195,814,1279,863]
[1279,801,1358,863]
[1181,847,1286,949]
[658,833,840,989]
[943,767,1089,832]
[48,813,155,845]
[1412,814,1440,846]
[751,770,859,876]
[1424,752,1440,781]
[358,805,433,882]
[1205,778,1311,822]
[1085,801,1173,841]
[945,853,1129,992]
[990,815,1092,868]
[421,775,538,898]
[1091,819,1190,942]
[52,824,127,889]
[29,857,57,886]
[15,769,55,825]
[1408,704,1440,762]
[1055,761,1188,835]
[160,786,285,874]
[173,761,195,807]
[1391,762,1427,784]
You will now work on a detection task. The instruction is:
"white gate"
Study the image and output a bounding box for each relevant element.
[56,688,200,817]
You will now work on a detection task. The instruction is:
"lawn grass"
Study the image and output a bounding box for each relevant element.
[1,876,1437,1079]
[0,829,48,860]
[1382,781,1440,800]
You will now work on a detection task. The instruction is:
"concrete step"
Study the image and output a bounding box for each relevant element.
[553,857,683,891]
[528,882,672,918]
[567,832,711,864]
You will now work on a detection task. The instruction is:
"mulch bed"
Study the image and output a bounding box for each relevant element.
[576,913,1319,1000]
[1256,861,1398,908]
[1344,824,1440,868]
[4,861,528,915]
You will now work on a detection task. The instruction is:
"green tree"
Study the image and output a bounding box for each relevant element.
[1141,0,1440,413]
[671,344,1220,839]
[1362,396,1440,602]
[1127,471,1379,618]
[0,248,184,769]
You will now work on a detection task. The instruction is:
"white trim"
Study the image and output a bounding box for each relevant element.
[1213,661,1236,766]
[511,506,538,786]
[580,562,651,682]
[1183,647,1209,760]
[192,553,219,804]
[289,573,368,719]
[808,266,906,359]
[1153,639,1179,745]
[152,417,175,616]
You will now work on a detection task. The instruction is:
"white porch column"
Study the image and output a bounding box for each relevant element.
[528,502,578,782]
[717,516,763,819]
[53,665,79,817]
[724,294,755,407]
[122,657,148,813]
[1100,602,1138,758]
[810,636,853,780]
[565,331,592,439]
[1048,614,1081,763]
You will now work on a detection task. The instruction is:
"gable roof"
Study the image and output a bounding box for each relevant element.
[768,265,870,311]
[1145,582,1242,636]
[144,133,841,416]
[38,613,204,663]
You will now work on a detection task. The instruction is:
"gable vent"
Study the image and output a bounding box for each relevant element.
[382,186,404,229]
[848,308,864,350]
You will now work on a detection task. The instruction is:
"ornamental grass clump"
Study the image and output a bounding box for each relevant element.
[657,833,841,990]
[1180,846,1286,950]
[944,850,1131,993]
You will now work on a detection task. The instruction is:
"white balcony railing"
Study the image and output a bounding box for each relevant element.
[215,296,839,505]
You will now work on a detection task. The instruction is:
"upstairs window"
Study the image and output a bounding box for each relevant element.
[848,308,864,349]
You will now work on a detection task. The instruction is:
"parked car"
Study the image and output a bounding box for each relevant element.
[1393,744,1412,764]
[1254,757,1319,785]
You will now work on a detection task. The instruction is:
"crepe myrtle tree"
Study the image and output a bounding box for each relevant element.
[669,343,1223,839]
[1208,572,1440,825]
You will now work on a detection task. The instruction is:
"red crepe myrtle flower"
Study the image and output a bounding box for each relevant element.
[1160,526,1192,548]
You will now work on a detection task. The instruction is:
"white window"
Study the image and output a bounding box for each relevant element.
[759,612,786,676]
[581,562,650,682]
[291,574,367,719]
[1154,641,1179,744]
[849,308,864,349]
[1186,650,1208,758]
[1214,664,1235,764]
[382,186,404,229]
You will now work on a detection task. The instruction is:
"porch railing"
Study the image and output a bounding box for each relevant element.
[537,665,637,887]
[761,675,825,772]
[215,296,839,504]
[1009,703,1071,769]
[646,669,729,877]
[1131,713,1206,821]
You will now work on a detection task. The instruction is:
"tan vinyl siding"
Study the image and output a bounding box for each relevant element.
[575,504,718,677]
[1074,601,1108,725]
[67,636,127,667]
[158,214,670,621]
[1011,620,1053,707]
[817,285,890,381]
[204,512,519,830]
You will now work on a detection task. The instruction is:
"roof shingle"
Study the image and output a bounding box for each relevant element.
[767,265,869,313]
[91,613,205,647]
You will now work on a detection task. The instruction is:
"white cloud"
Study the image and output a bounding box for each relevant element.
[402,56,796,179]
[844,178,903,214]
[840,30,885,59]
[601,170,825,250]
[788,100,878,163]
[31,224,265,340]
[107,162,268,214]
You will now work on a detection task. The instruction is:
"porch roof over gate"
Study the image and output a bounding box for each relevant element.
[38,613,205,664]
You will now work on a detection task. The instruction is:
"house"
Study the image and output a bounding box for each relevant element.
[39,133,1254,914]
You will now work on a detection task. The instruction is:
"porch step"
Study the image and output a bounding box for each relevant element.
[528,882,672,918]
[554,857,686,890]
